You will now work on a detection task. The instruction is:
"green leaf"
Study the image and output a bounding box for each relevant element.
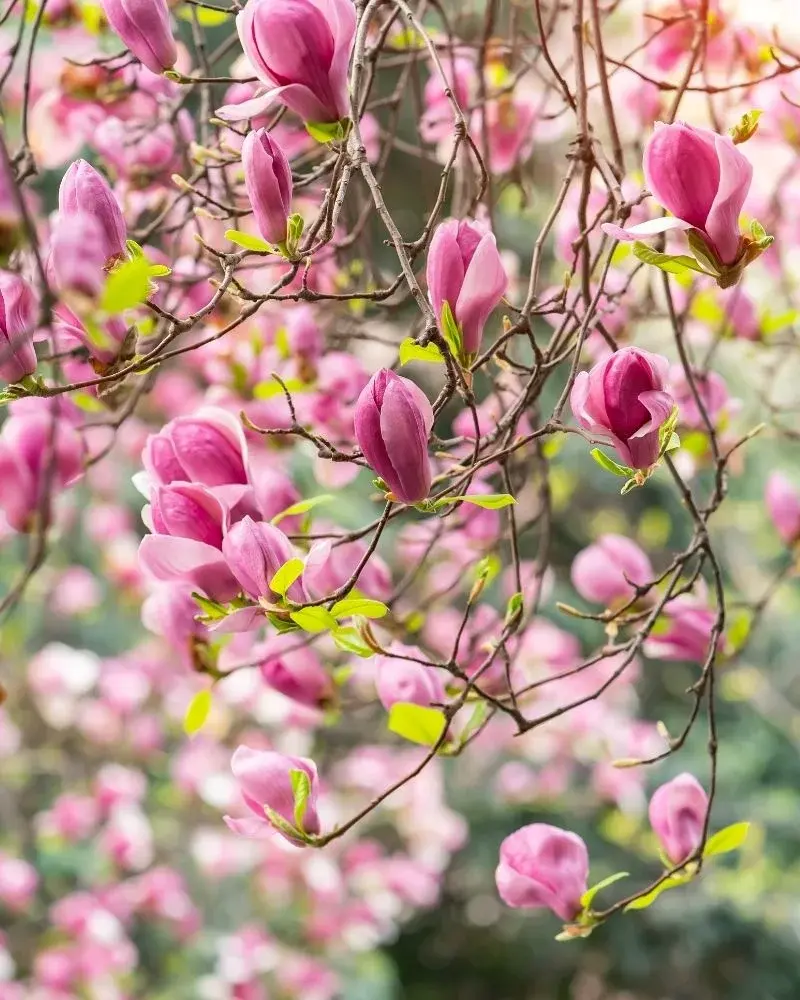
[399,336,444,365]
[620,477,641,495]
[457,493,516,509]
[504,591,524,627]
[725,610,752,653]
[253,377,310,400]
[177,4,231,24]
[473,553,501,587]
[72,391,106,413]
[191,592,229,621]
[224,229,275,253]
[183,690,212,735]
[686,232,723,276]
[290,606,338,632]
[590,448,631,477]
[263,805,308,843]
[388,702,447,747]
[761,309,795,335]
[730,108,762,144]
[148,264,172,277]
[331,626,376,658]
[624,874,689,912]
[100,255,151,314]
[580,871,630,910]
[459,700,489,745]
[270,494,334,525]
[330,597,389,619]
[703,821,750,858]
[440,301,463,359]
[305,119,349,143]
[126,239,144,258]
[289,768,311,830]
[633,241,711,277]
[269,558,304,598]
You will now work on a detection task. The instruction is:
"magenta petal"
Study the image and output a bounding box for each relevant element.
[704,134,753,265]
[380,380,432,503]
[215,90,280,122]
[456,232,508,355]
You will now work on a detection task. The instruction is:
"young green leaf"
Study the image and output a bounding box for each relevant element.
[388,702,447,747]
[270,494,334,525]
[253,377,310,400]
[580,871,630,910]
[331,626,376,658]
[289,768,311,830]
[223,229,275,253]
[399,337,445,365]
[269,558,305,598]
[177,4,230,24]
[330,597,389,619]
[191,592,229,621]
[624,873,690,912]
[454,493,516,509]
[289,606,338,633]
[633,241,712,277]
[703,821,750,858]
[590,448,631,477]
[305,119,349,143]
[100,255,152,314]
[183,690,212,735]
[439,301,463,359]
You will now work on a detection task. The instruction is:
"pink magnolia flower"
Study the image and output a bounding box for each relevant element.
[0,853,38,910]
[302,535,391,601]
[644,592,718,664]
[571,534,654,606]
[374,643,448,712]
[668,364,734,431]
[58,159,127,266]
[354,369,434,504]
[258,634,334,709]
[471,94,537,175]
[140,406,250,490]
[420,56,476,144]
[242,127,293,245]
[216,0,356,125]
[765,472,800,546]
[648,772,708,864]
[427,218,507,356]
[604,123,753,269]
[221,515,297,601]
[0,271,37,383]
[139,483,240,602]
[0,400,85,532]
[570,347,674,470]
[100,0,176,75]
[495,824,589,922]
[224,746,321,843]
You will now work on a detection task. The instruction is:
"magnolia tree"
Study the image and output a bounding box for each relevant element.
[1,0,800,996]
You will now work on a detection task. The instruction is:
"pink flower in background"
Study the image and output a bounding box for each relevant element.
[374,643,448,712]
[0,271,37,383]
[571,534,654,606]
[765,472,800,545]
[644,592,718,664]
[0,853,38,910]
